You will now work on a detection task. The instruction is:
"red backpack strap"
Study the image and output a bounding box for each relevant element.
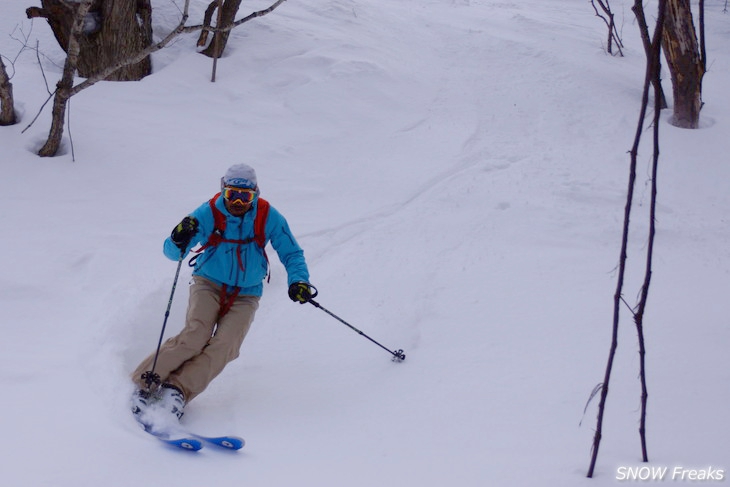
[195,193,226,253]
[217,284,240,320]
[253,198,270,248]
[209,192,227,243]
[190,196,271,278]
[254,198,271,282]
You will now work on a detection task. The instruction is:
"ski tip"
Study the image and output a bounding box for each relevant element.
[163,437,204,451]
[220,437,245,450]
[143,428,204,451]
[196,435,245,450]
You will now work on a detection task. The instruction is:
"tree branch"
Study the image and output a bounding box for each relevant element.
[590,0,624,56]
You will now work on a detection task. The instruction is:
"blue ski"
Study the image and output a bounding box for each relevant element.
[136,417,242,451]
[132,401,242,451]
[144,428,203,451]
[192,434,245,450]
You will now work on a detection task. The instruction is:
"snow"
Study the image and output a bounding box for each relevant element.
[1,0,729,485]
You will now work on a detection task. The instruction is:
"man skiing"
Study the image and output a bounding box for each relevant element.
[131,163,314,422]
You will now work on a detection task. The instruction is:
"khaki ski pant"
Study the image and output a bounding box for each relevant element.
[132,276,259,402]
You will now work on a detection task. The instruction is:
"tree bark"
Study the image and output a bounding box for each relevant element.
[661,0,704,128]
[0,57,16,125]
[27,0,153,81]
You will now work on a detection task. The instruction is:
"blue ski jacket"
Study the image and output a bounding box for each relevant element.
[163,195,310,296]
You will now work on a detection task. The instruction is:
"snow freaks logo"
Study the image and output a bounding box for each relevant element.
[616,465,725,482]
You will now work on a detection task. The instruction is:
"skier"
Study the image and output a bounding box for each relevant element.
[131,163,314,422]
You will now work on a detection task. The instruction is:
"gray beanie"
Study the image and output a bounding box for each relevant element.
[222,163,258,189]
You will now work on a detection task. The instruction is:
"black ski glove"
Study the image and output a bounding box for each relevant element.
[171,216,199,250]
[288,282,313,304]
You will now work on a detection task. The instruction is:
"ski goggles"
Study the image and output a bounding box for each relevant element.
[222,186,257,205]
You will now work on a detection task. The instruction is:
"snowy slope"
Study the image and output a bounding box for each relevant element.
[1,0,728,485]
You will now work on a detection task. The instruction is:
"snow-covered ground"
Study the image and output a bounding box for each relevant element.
[1,0,728,485]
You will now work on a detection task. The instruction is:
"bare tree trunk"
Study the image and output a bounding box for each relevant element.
[632,19,665,462]
[0,57,16,125]
[586,0,666,478]
[632,2,668,109]
[79,0,152,80]
[38,0,91,157]
[27,0,153,81]
[198,0,243,58]
[662,0,704,128]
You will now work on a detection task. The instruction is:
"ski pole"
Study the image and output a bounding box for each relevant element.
[307,298,406,362]
[141,251,186,389]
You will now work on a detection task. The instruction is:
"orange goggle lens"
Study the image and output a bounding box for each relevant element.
[223,187,256,204]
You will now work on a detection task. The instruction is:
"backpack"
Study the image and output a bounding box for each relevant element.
[200,192,270,251]
[191,193,271,320]
[191,192,270,278]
